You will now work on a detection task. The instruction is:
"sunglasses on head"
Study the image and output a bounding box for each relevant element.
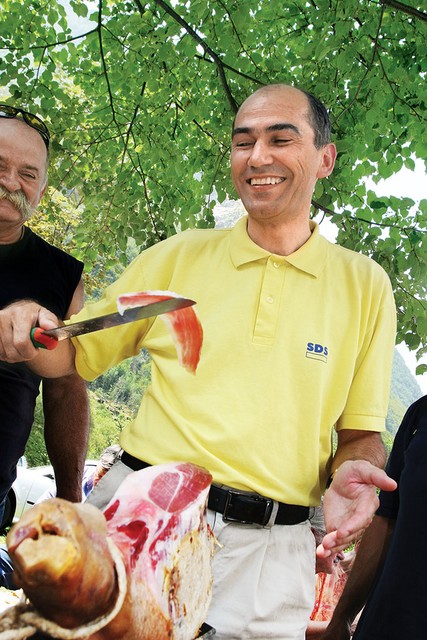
[0,104,50,149]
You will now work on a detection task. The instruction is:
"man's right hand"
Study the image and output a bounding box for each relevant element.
[0,300,61,364]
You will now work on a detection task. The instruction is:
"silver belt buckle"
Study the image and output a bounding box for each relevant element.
[264,499,279,528]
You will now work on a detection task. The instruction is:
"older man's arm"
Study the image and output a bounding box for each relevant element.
[42,374,90,502]
[318,430,396,557]
[319,514,395,640]
[41,279,90,503]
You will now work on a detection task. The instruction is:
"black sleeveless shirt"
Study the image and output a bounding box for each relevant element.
[0,227,84,500]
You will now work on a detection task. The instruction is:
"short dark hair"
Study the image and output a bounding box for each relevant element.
[234,84,332,149]
[300,89,332,149]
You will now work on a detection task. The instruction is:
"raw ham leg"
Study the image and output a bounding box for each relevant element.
[103,463,214,639]
[6,500,117,629]
[3,463,214,640]
[117,290,203,374]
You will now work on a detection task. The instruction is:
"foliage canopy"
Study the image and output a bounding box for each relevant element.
[0,0,426,368]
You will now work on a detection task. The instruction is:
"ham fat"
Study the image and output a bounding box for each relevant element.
[3,463,214,640]
[117,290,203,374]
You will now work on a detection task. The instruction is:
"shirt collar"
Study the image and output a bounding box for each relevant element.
[229,216,329,278]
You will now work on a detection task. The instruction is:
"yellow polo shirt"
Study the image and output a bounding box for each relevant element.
[72,217,396,505]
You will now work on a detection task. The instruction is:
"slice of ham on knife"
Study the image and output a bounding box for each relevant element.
[1,463,215,640]
[117,291,203,374]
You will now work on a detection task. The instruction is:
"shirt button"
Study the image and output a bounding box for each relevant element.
[266,296,274,304]
[273,261,279,268]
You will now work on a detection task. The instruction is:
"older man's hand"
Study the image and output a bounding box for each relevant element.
[0,300,59,363]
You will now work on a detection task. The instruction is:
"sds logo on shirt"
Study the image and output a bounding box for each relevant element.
[306,342,328,363]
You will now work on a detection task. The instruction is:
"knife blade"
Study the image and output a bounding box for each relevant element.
[30,296,196,350]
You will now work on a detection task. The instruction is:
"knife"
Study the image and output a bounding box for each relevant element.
[30,296,196,350]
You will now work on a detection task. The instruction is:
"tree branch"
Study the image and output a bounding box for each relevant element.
[152,0,239,113]
[119,82,147,173]
[334,4,385,123]
[380,0,427,22]
[0,28,98,52]
[311,200,422,235]
[96,0,119,129]
[193,53,261,85]
[215,0,264,75]
[377,54,425,120]
[132,0,147,17]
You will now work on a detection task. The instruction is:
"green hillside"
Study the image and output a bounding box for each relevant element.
[387,349,423,436]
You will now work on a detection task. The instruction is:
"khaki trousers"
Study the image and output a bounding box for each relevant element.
[206,510,315,639]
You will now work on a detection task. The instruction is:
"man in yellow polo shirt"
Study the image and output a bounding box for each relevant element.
[0,84,397,639]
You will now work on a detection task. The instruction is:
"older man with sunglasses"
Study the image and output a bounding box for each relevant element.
[0,105,90,529]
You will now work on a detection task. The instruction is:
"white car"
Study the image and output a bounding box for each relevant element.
[0,459,97,533]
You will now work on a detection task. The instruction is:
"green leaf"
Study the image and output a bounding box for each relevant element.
[370,200,387,210]
[69,1,89,18]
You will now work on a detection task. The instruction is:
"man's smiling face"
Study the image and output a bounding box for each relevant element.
[230,86,335,226]
[0,118,47,231]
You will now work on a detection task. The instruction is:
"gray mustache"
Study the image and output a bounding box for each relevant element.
[0,186,33,219]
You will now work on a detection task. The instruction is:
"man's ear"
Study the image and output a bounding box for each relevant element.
[39,180,48,202]
[317,143,337,179]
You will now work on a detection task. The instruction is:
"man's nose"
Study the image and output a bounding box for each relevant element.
[0,170,20,192]
[248,140,274,167]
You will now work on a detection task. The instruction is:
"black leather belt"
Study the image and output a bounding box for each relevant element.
[122,451,151,471]
[121,452,309,528]
[209,485,309,527]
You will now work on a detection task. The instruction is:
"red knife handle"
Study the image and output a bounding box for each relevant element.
[30,328,59,350]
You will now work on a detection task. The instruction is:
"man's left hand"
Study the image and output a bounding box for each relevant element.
[316,460,396,558]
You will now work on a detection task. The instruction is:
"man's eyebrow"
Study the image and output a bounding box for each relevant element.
[0,154,40,174]
[232,123,301,137]
[267,123,301,135]
[21,163,41,174]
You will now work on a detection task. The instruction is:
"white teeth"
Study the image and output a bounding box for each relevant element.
[250,177,284,185]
